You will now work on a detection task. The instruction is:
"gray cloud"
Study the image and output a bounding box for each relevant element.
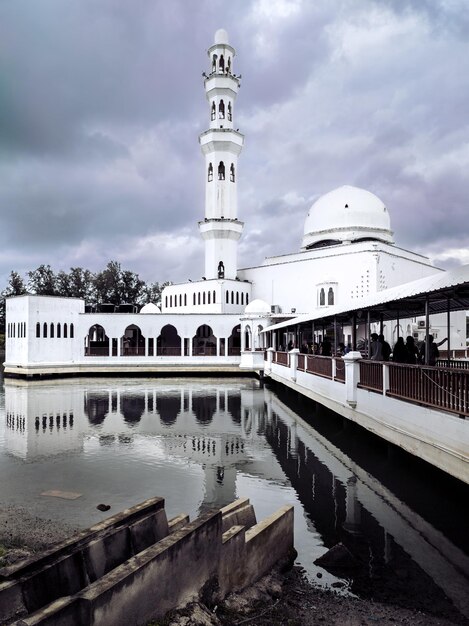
[0,0,468,289]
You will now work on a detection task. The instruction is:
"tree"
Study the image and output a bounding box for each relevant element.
[139,281,171,307]
[0,271,27,334]
[27,265,56,295]
[92,261,146,306]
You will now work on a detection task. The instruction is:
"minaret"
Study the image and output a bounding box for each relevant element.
[198,29,244,281]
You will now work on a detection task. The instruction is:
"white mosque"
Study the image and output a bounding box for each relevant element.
[4,29,465,377]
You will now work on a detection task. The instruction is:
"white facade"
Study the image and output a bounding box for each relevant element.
[4,29,466,375]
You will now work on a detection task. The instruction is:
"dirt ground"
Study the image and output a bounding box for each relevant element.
[1,507,467,626]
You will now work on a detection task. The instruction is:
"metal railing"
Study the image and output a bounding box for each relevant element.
[193,346,217,356]
[436,359,469,370]
[297,354,305,371]
[334,357,345,383]
[305,355,332,379]
[388,363,469,416]
[84,347,109,357]
[158,347,182,356]
[275,351,289,367]
[122,347,146,356]
[358,360,383,392]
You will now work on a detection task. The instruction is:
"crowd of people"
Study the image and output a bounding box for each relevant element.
[288,334,447,366]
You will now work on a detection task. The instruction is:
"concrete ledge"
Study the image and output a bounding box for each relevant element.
[168,514,190,534]
[221,497,257,532]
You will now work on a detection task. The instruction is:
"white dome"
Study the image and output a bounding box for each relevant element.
[214,29,229,45]
[140,303,161,314]
[244,299,271,314]
[302,185,394,250]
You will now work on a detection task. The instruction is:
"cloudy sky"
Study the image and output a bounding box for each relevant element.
[1,0,468,288]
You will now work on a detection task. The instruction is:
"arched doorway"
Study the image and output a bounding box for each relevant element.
[255,324,264,350]
[228,325,241,355]
[193,324,217,356]
[85,324,109,356]
[121,325,145,356]
[244,325,252,351]
[157,325,181,356]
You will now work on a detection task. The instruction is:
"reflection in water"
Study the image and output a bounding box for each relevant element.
[1,377,468,621]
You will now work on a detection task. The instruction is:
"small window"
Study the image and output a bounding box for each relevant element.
[211,102,216,121]
[319,288,325,306]
[218,161,225,180]
[170,295,172,308]
[64,323,68,338]
[179,294,182,307]
[212,54,217,72]
[226,291,229,304]
[208,291,211,304]
[213,290,216,303]
[219,99,225,119]
[241,293,244,305]
[246,294,249,304]
[230,163,235,182]
[165,296,168,308]
[184,294,187,306]
[36,322,40,338]
[43,322,48,338]
[208,163,213,182]
[70,323,74,338]
[198,292,201,305]
[57,323,61,338]
[203,292,206,304]
[193,293,196,305]
[236,292,239,305]
[228,102,232,121]
[231,291,234,304]
[219,54,224,72]
[328,287,334,306]
[227,57,231,73]
[50,323,55,338]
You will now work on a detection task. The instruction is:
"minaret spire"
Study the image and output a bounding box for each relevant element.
[198,29,244,280]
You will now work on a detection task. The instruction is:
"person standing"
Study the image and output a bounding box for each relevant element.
[392,337,407,363]
[378,334,391,361]
[370,333,383,360]
[405,336,419,364]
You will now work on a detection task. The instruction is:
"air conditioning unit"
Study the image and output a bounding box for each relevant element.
[271,305,281,314]
[418,320,426,328]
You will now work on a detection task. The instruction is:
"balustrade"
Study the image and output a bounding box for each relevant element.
[334,357,345,383]
[275,351,289,367]
[358,360,383,392]
[305,355,332,379]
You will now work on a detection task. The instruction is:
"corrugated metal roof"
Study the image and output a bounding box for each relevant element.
[264,263,469,332]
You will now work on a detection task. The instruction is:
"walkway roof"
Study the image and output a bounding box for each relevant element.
[264,263,469,332]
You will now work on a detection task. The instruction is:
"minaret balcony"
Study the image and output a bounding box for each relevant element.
[204,73,240,96]
[198,218,244,241]
[199,129,244,155]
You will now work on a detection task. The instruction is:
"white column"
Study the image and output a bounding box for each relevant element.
[216,336,220,356]
[145,337,149,357]
[383,363,390,396]
[343,351,362,407]
[241,326,246,352]
[289,348,299,382]
[109,339,113,357]
[266,347,274,373]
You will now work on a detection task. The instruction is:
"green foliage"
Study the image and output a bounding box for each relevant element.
[1,263,171,316]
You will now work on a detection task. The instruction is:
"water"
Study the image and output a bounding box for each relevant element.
[1,373,468,621]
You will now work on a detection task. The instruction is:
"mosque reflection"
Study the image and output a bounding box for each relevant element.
[2,379,469,618]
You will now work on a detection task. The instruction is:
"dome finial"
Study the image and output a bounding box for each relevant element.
[214,28,229,45]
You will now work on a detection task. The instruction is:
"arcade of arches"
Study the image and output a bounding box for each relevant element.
[84,324,242,357]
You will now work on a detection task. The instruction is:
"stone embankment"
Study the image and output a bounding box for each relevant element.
[0,497,294,625]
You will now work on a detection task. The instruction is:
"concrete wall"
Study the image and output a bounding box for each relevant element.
[3,497,294,626]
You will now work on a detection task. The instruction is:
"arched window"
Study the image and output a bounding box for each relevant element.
[219,99,225,119]
[218,161,225,180]
[212,54,217,72]
[241,293,244,305]
[211,102,216,121]
[184,294,187,306]
[219,54,224,72]
[226,291,229,304]
[228,102,232,121]
[328,287,334,305]
[319,288,325,306]
[50,323,55,338]
[193,293,196,305]
[213,290,216,303]
[70,323,74,338]
[208,163,213,182]
[198,292,201,305]
[43,322,48,338]
[231,291,234,304]
[57,323,61,338]
[203,292,206,304]
[246,294,249,304]
[227,57,231,73]
[208,291,211,304]
[179,294,182,306]
[170,295,172,308]
[23,322,26,337]
[236,292,239,305]
[165,296,168,308]
[64,323,68,338]
[36,322,40,338]
[230,164,235,182]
